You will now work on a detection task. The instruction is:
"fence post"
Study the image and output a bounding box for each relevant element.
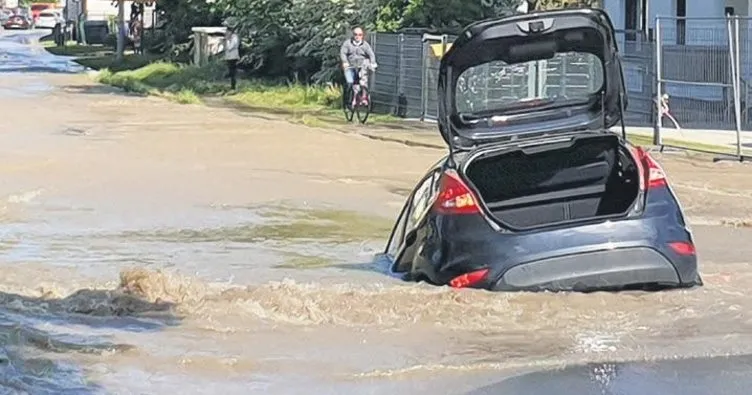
[483,61,490,107]
[653,16,663,146]
[397,33,405,117]
[420,34,428,122]
[732,17,743,159]
[440,35,448,119]
[371,33,378,96]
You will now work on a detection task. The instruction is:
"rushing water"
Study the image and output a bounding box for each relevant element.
[3,29,752,394]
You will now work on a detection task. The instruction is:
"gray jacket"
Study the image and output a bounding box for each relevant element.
[340,39,376,69]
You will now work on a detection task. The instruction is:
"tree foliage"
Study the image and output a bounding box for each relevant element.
[206,0,384,81]
[154,0,602,83]
[399,0,520,31]
[152,0,223,58]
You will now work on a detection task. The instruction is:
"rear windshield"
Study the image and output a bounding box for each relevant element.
[455,52,604,115]
[40,11,56,17]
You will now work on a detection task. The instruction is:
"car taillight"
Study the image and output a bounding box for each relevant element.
[433,170,480,215]
[668,241,696,256]
[631,146,668,190]
[449,268,489,288]
[642,151,668,189]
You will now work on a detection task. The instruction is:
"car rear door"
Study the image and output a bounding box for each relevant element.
[387,170,442,273]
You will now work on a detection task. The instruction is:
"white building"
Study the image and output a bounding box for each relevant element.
[603,0,748,30]
[603,0,746,103]
[602,0,752,51]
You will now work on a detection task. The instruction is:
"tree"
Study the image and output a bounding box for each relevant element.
[372,0,519,32]
[115,0,125,61]
[151,0,602,82]
[152,0,223,58]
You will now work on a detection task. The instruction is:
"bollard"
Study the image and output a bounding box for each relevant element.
[53,22,63,46]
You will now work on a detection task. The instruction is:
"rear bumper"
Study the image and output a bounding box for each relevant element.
[491,247,698,292]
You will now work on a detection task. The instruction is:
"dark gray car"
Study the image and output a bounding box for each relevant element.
[376,8,702,292]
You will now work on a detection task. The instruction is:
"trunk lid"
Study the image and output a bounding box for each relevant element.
[437,8,627,150]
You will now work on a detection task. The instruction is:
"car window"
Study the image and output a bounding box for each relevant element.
[385,203,408,257]
[455,52,604,115]
[386,170,440,257]
[405,170,440,234]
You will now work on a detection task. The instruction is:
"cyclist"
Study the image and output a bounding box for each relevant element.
[340,26,377,106]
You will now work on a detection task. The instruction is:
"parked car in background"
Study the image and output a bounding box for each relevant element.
[0,9,12,24]
[30,2,54,23]
[9,6,32,25]
[35,9,62,29]
[3,13,30,29]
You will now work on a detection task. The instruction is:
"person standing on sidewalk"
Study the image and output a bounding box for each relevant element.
[130,19,143,54]
[223,21,240,90]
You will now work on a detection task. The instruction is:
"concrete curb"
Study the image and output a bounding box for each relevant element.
[331,126,445,150]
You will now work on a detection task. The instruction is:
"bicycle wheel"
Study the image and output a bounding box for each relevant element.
[342,85,355,122]
[355,86,372,124]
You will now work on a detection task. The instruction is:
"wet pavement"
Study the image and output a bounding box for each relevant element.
[470,354,752,395]
[3,29,752,394]
[0,30,85,74]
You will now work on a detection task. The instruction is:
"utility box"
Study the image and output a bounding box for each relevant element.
[191,26,227,67]
[83,20,109,45]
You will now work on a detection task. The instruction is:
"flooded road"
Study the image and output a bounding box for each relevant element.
[3,30,752,394]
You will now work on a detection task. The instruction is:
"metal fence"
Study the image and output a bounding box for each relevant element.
[371,29,653,125]
[370,32,454,120]
[617,30,655,126]
[655,16,752,159]
[370,18,752,160]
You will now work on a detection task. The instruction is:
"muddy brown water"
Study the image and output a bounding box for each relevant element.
[3,31,752,394]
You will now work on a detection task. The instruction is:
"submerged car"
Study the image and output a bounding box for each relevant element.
[377,8,702,292]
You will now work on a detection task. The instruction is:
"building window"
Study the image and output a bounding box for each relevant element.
[625,0,637,41]
[677,0,686,45]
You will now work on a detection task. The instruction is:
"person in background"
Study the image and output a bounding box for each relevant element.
[128,3,143,54]
[223,20,240,90]
[130,18,143,54]
[658,93,681,130]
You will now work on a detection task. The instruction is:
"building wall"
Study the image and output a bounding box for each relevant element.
[604,0,737,101]
[603,0,624,29]
[726,0,748,16]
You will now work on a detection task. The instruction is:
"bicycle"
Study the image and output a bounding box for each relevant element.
[342,64,376,124]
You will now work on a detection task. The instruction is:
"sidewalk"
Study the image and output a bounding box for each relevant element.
[204,95,752,156]
[624,126,752,152]
[354,120,752,156]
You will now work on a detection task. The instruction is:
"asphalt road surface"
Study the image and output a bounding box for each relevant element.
[3,29,752,395]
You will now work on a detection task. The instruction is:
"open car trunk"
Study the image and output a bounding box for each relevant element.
[463,133,640,229]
